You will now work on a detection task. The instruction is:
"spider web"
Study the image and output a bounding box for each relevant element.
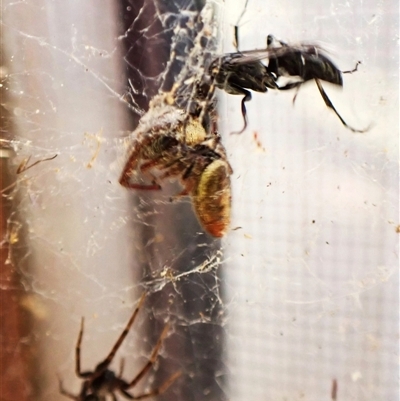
[1,0,398,401]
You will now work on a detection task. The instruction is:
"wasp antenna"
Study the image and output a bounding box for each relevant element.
[343,60,361,74]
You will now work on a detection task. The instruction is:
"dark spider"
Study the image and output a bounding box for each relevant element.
[58,293,181,401]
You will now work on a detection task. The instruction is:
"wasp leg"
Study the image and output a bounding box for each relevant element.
[274,81,303,91]
[315,79,369,133]
[229,84,252,135]
[233,0,249,50]
[292,86,301,105]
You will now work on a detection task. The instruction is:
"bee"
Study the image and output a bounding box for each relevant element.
[58,294,181,401]
[209,34,366,133]
[119,94,232,238]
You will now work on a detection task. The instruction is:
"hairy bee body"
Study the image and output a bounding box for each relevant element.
[192,159,231,238]
[120,96,232,237]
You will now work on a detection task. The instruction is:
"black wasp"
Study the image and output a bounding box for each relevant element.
[209,33,365,134]
[58,294,181,401]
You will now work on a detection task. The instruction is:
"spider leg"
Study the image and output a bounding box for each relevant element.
[58,376,79,400]
[118,358,125,378]
[75,318,94,378]
[331,378,338,400]
[120,371,182,400]
[126,324,170,388]
[315,79,369,133]
[94,293,147,375]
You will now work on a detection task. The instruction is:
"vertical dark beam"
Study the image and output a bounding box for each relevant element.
[117,1,226,401]
[0,76,31,401]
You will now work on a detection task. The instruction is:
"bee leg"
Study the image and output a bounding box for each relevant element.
[170,178,195,202]
[169,188,190,203]
[120,161,161,191]
[119,147,141,188]
[123,182,161,190]
[119,136,167,189]
[121,154,174,190]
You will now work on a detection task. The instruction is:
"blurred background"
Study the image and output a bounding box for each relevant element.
[1,0,398,400]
